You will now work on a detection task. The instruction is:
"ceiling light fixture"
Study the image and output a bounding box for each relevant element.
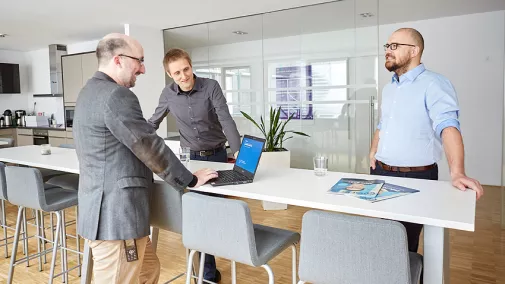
[0,34,8,38]
[359,12,374,18]
[232,31,248,35]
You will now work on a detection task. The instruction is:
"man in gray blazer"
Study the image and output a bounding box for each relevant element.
[73,33,218,283]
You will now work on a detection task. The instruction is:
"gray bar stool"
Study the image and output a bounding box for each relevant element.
[5,166,79,284]
[182,192,300,284]
[297,210,423,284]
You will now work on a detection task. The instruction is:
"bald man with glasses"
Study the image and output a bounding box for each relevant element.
[369,28,484,282]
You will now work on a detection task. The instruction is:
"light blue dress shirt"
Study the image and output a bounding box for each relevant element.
[375,63,461,167]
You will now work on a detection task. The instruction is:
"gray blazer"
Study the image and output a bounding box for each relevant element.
[74,71,194,241]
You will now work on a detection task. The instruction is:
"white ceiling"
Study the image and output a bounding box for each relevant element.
[1,0,505,51]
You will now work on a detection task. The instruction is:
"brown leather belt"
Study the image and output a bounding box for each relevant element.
[378,161,436,173]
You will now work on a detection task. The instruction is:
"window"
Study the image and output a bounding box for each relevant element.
[270,59,348,120]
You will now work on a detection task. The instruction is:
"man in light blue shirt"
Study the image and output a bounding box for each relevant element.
[369,28,484,256]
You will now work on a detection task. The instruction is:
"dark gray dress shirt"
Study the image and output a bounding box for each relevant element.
[148,75,241,153]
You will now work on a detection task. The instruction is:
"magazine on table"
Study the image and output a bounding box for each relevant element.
[357,183,420,203]
[328,178,385,198]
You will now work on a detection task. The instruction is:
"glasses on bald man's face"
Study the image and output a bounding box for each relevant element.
[383,43,416,51]
[118,54,144,65]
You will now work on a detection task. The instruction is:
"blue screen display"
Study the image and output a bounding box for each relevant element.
[235,137,264,174]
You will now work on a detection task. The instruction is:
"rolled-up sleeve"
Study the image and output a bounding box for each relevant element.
[425,77,461,138]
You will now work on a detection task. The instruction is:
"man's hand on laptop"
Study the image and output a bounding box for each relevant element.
[191,168,218,188]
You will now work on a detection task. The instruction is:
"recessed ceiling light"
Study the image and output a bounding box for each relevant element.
[0,34,8,38]
[359,12,374,18]
[232,31,248,35]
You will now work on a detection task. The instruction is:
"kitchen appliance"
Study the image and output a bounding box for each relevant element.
[25,115,49,127]
[33,129,49,145]
[15,110,26,126]
[65,106,74,128]
[0,117,4,127]
[33,44,67,97]
[3,110,12,126]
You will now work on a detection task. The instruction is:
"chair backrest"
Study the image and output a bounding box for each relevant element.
[150,181,184,234]
[298,210,412,284]
[58,144,75,149]
[182,192,257,266]
[0,162,7,200]
[5,166,45,210]
[0,138,14,148]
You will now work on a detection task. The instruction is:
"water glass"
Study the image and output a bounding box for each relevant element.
[40,144,51,155]
[179,147,191,166]
[313,156,328,176]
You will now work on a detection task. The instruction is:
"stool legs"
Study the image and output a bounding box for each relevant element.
[291,244,297,284]
[231,261,237,284]
[1,200,8,258]
[48,210,62,284]
[7,206,24,284]
[262,264,274,284]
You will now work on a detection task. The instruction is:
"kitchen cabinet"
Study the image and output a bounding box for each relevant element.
[17,134,33,146]
[62,52,97,104]
[49,130,67,147]
[81,53,98,85]
[16,128,32,146]
[0,128,16,146]
[49,137,66,147]
[62,55,82,104]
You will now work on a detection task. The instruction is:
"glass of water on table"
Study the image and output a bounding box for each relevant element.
[179,147,191,167]
[313,156,328,176]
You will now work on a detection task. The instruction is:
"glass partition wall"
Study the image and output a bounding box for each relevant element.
[163,0,379,174]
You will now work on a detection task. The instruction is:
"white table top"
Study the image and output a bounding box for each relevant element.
[0,145,476,231]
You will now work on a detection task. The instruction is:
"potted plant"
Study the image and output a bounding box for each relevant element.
[241,106,310,210]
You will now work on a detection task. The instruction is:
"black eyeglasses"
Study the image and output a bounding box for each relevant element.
[118,54,144,65]
[383,43,416,51]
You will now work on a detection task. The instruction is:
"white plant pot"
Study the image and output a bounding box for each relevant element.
[259,150,290,211]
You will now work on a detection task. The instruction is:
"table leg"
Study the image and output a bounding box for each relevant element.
[423,225,450,284]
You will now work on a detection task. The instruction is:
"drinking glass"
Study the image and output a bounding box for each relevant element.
[313,156,328,176]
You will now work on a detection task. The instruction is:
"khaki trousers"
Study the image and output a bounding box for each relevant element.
[88,236,160,284]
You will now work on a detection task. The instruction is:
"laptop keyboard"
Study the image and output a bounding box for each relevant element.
[214,170,249,183]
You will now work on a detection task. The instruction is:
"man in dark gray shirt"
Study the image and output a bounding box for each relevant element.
[148,48,241,282]
[148,48,241,167]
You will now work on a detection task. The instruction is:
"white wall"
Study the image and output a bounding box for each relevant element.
[181,10,505,185]
[127,24,168,138]
[0,50,31,112]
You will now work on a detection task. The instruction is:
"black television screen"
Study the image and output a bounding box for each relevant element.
[0,63,21,94]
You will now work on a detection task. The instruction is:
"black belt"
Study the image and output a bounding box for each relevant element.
[190,146,225,157]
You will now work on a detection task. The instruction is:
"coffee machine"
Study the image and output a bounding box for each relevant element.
[15,110,26,126]
[3,110,12,127]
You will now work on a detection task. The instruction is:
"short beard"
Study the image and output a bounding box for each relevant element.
[385,57,411,76]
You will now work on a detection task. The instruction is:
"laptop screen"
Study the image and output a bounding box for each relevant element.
[235,136,264,175]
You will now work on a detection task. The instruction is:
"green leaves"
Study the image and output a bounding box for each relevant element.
[240,106,310,152]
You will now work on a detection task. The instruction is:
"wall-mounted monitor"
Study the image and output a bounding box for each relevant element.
[0,63,21,94]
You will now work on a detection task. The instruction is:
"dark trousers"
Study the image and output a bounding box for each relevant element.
[370,160,438,253]
[371,160,438,284]
[189,148,228,280]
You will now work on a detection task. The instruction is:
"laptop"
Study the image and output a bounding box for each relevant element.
[208,135,266,186]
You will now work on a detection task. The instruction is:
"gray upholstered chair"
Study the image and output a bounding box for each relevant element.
[297,210,423,284]
[45,143,79,191]
[182,192,300,284]
[5,166,79,284]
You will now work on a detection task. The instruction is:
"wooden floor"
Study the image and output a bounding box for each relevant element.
[0,186,504,283]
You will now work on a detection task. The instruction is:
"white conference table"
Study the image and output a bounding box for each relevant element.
[0,145,475,284]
